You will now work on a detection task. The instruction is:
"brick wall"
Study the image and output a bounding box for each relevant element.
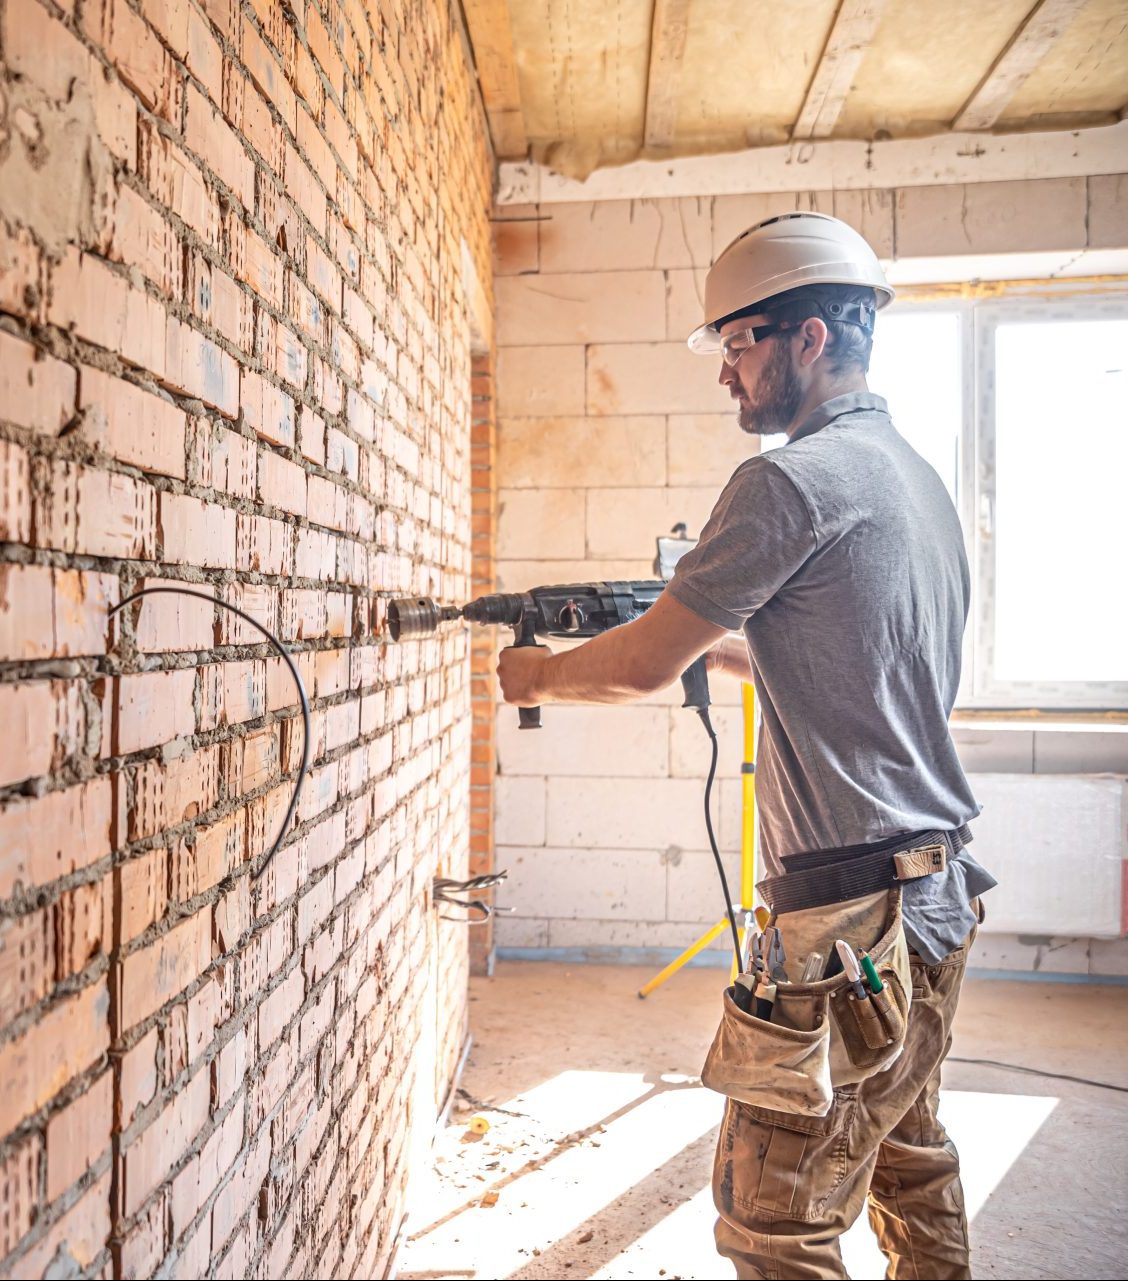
[490,180,1128,976]
[0,0,492,1274]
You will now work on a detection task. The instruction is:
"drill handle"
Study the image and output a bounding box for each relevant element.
[679,654,711,713]
[513,612,544,730]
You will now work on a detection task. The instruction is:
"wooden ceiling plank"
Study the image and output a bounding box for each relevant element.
[792,0,888,141]
[462,0,529,158]
[644,0,692,150]
[953,0,1091,132]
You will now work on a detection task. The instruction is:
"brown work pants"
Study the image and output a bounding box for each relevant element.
[712,918,978,1280]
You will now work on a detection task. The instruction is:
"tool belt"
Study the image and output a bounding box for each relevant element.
[757,823,973,914]
[702,826,971,1118]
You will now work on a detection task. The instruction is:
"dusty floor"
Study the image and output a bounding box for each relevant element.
[397,963,1128,1280]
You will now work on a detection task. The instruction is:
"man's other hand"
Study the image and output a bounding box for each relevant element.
[497,644,555,706]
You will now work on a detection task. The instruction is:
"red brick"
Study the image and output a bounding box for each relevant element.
[230,221,284,307]
[235,511,293,574]
[186,3,223,99]
[273,323,308,389]
[0,440,30,542]
[0,908,54,1025]
[185,84,255,207]
[0,1132,41,1258]
[54,876,111,979]
[80,366,187,478]
[118,848,168,943]
[123,1066,209,1216]
[84,0,182,122]
[283,140,327,234]
[162,316,240,417]
[199,659,266,732]
[134,577,215,652]
[138,124,221,246]
[0,331,76,435]
[256,965,303,1049]
[0,778,111,897]
[159,492,238,567]
[110,669,197,756]
[142,0,190,57]
[258,449,307,515]
[107,184,182,297]
[48,250,167,376]
[129,744,222,841]
[171,809,243,899]
[242,17,297,129]
[188,418,256,496]
[46,1070,112,1201]
[187,255,254,351]
[241,74,285,172]
[0,565,112,662]
[0,680,83,789]
[32,457,157,559]
[299,404,327,464]
[119,1026,158,1127]
[199,0,237,38]
[0,982,109,1132]
[242,369,295,447]
[120,1185,170,1279]
[119,908,211,1029]
[0,221,42,319]
[16,1170,111,1277]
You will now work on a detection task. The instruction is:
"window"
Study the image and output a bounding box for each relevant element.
[873,291,1128,711]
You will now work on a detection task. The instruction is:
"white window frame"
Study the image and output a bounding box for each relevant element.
[881,286,1128,712]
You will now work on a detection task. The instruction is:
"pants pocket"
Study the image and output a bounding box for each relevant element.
[715,1090,858,1221]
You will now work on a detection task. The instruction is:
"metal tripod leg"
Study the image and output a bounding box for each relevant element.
[638,681,763,998]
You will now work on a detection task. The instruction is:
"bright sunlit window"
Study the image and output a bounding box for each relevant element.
[992,316,1128,687]
[869,309,962,501]
[870,292,1127,710]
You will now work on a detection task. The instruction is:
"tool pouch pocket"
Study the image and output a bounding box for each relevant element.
[701,888,912,1115]
[701,987,834,1117]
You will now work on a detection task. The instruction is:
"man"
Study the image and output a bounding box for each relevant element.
[497,211,995,1279]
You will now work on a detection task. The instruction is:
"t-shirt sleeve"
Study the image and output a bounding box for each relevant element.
[667,457,818,630]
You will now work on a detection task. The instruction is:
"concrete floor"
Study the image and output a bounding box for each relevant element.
[397,963,1128,1281]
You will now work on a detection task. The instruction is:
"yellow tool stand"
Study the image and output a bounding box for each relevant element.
[638,681,769,998]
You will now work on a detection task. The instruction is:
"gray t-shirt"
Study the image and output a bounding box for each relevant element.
[669,391,995,963]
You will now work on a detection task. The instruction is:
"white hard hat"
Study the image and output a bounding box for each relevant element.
[687,211,894,354]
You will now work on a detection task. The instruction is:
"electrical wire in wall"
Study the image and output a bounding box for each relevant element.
[108,587,311,884]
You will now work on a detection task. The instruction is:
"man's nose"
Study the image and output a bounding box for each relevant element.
[718,360,735,388]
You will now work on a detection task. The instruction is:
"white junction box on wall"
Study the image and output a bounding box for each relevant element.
[970,774,1127,937]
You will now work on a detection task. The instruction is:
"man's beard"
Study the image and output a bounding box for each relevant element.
[735,339,804,436]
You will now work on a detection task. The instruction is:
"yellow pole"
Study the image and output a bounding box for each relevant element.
[741,682,769,931]
[639,919,731,998]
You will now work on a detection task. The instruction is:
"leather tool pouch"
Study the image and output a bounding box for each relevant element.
[701,888,911,1116]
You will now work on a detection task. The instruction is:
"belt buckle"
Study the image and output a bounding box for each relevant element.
[893,842,948,880]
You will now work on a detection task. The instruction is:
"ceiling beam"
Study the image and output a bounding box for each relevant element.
[792,0,887,141]
[461,0,528,160]
[954,0,1089,132]
[643,0,691,151]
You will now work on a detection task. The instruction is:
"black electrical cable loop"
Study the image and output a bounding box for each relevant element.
[108,586,311,884]
[698,708,743,970]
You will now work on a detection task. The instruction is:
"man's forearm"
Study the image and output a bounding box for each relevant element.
[536,623,672,704]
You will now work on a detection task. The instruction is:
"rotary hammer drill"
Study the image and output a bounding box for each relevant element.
[387,579,711,728]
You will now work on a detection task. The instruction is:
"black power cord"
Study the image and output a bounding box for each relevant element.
[433,871,513,924]
[697,708,743,971]
[108,587,311,884]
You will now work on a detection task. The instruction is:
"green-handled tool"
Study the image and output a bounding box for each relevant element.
[859,951,884,993]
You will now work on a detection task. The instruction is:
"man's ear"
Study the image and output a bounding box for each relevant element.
[797,316,829,367]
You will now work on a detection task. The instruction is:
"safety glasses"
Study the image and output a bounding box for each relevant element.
[719,317,789,366]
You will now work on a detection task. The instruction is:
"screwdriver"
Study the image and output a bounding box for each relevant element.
[835,939,868,1001]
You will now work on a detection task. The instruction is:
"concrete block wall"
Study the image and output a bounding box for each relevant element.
[0,0,492,1276]
[491,176,1128,979]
